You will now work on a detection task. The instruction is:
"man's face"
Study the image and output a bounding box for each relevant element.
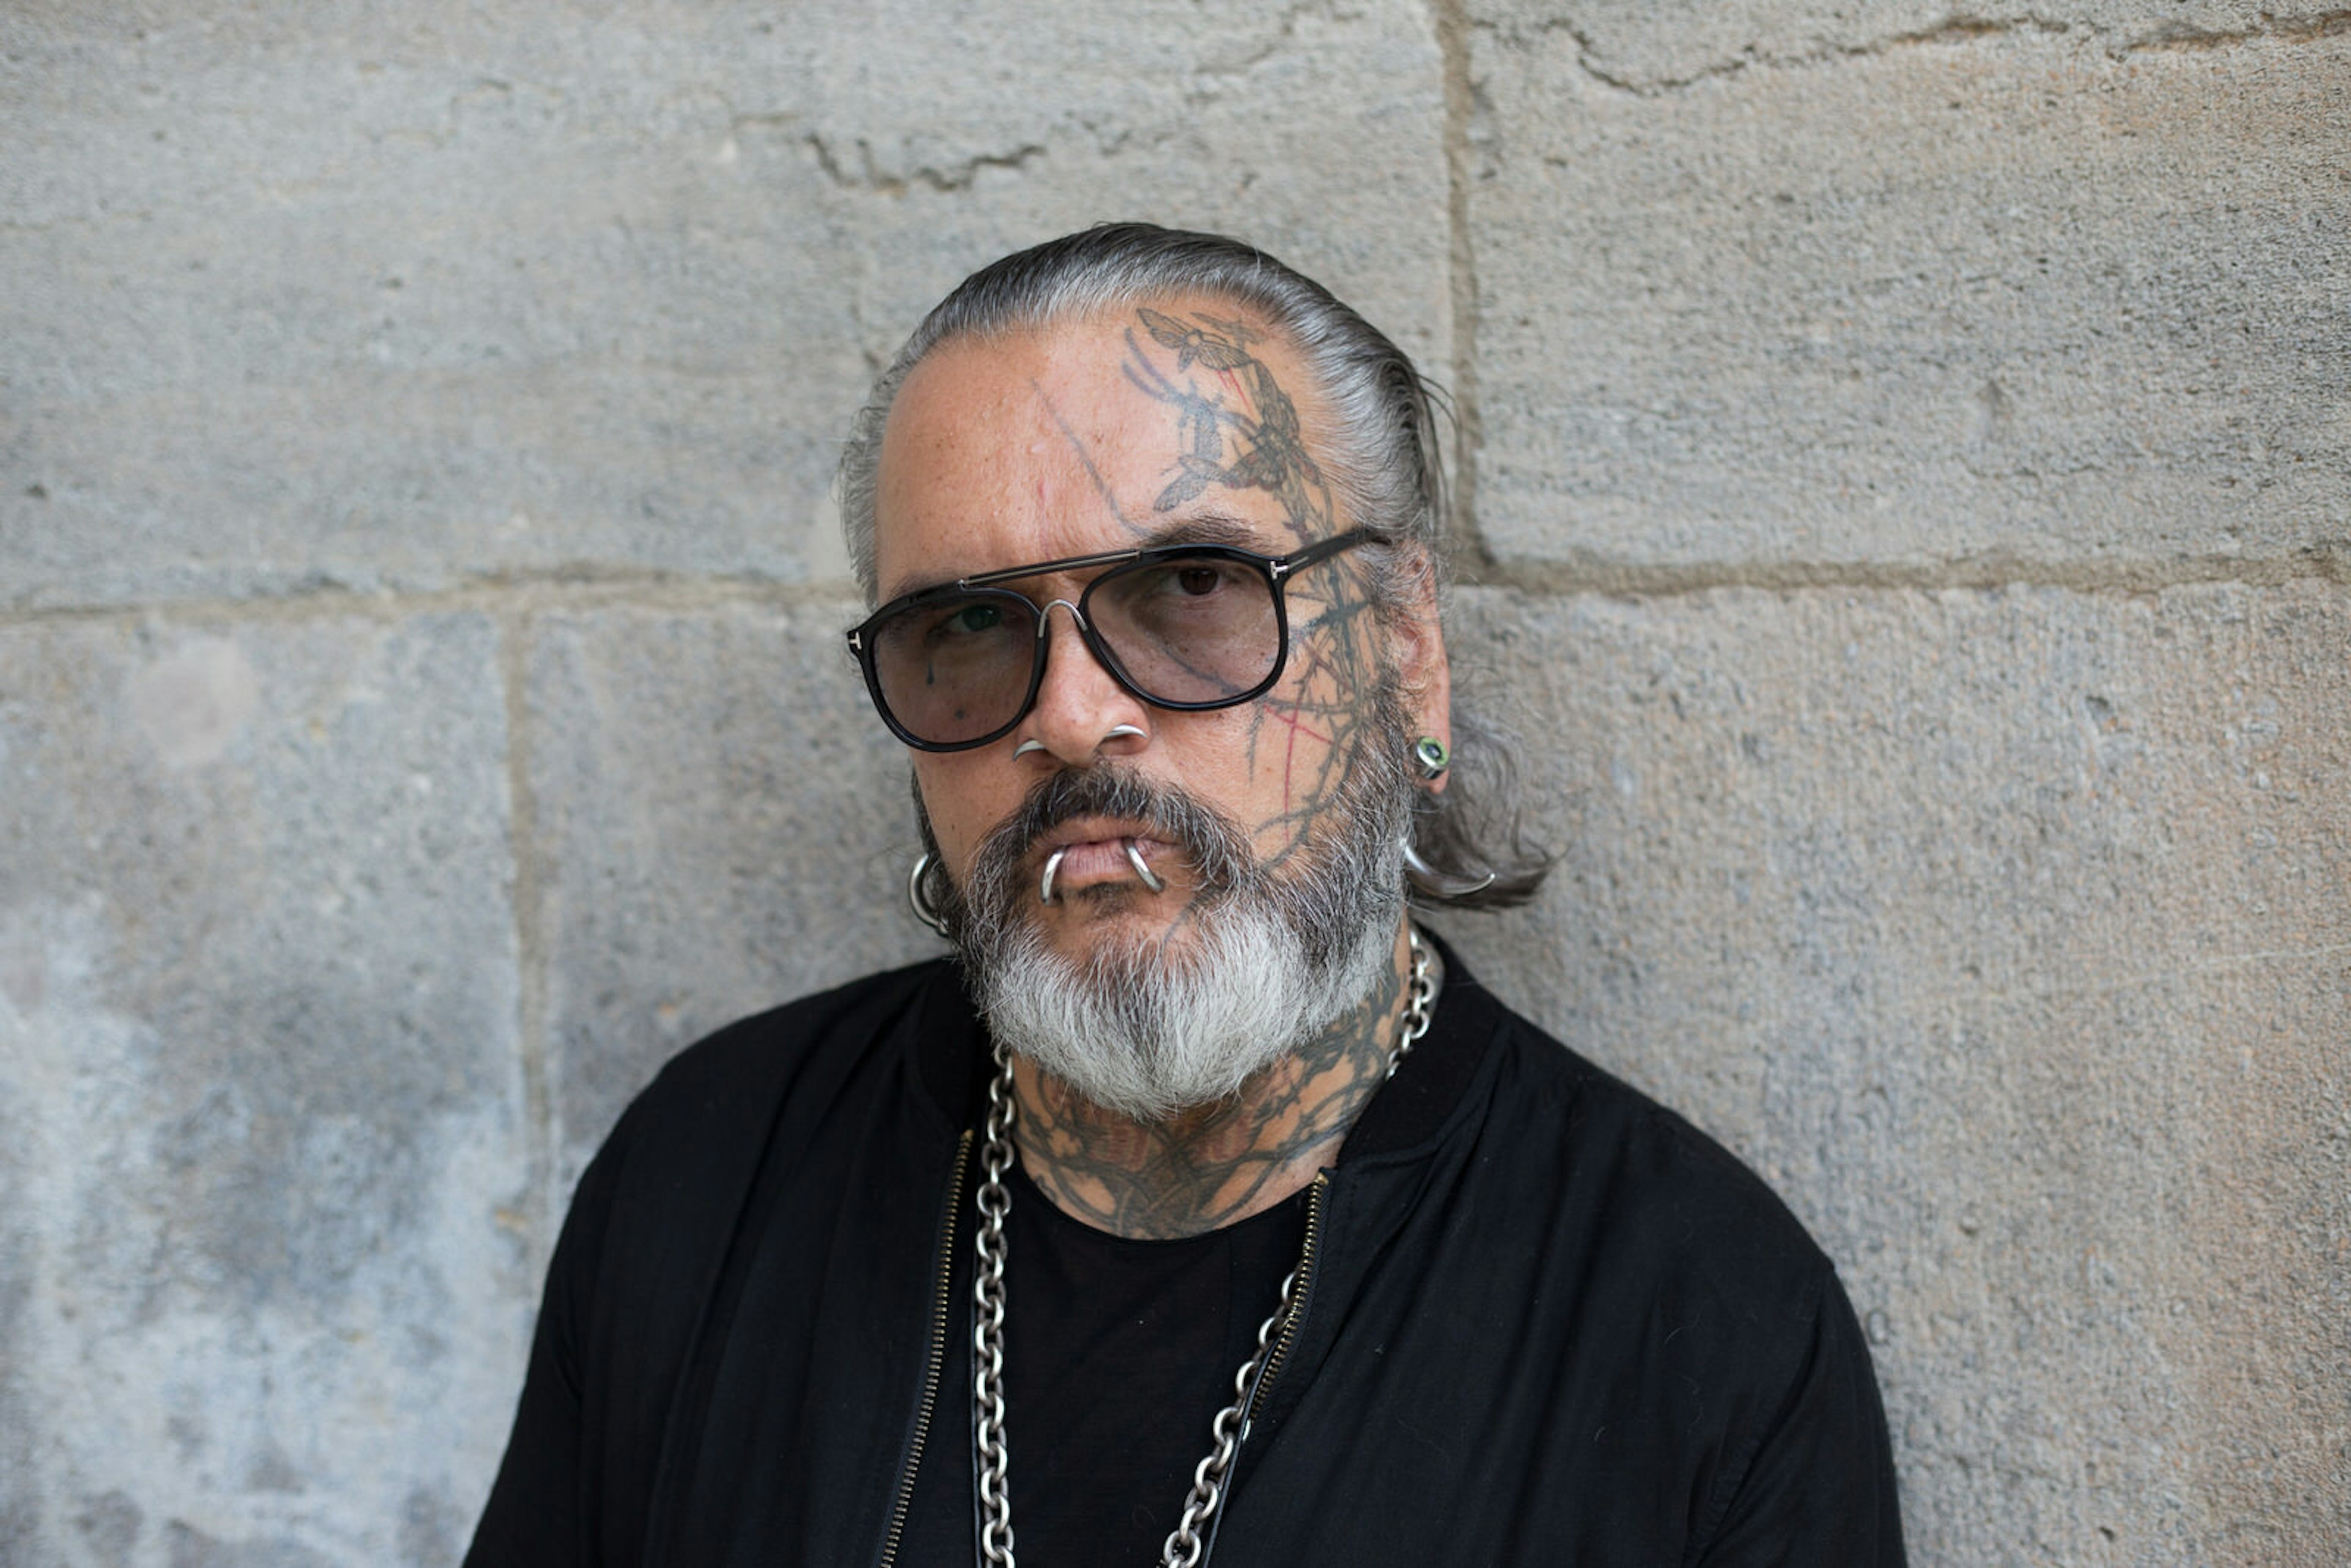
[871,296,1447,967]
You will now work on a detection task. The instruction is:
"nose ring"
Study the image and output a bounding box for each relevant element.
[1011,725,1143,763]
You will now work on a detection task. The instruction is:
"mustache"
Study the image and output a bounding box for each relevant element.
[999,767,1256,885]
[958,767,1261,923]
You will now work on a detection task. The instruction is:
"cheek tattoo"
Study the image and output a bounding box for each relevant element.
[1110,307,1393,853]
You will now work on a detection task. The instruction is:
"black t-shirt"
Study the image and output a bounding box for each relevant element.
[897,1160,1310,1567]
[465,954,1907,1566]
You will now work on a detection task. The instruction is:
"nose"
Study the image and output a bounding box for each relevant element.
[1019,600,1150,763]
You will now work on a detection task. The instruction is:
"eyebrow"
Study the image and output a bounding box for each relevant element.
[878,509,1280,602]
[1133,509,1267,552]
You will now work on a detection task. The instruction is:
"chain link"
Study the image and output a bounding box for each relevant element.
[1157,1265,1297,1566]
[1385,928,1436,1079]
[972,1059,1019,1566]
[971,927,1436,1568]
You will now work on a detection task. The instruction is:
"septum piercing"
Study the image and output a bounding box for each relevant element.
[1123,839,1164,892]
[1013,724,1141,762]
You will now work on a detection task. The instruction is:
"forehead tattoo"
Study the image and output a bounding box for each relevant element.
[1123,308,1332,547]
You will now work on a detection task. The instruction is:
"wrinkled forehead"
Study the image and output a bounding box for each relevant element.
[871,296,1336,596]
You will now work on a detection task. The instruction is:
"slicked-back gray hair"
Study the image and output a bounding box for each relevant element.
[838,223,1546,909]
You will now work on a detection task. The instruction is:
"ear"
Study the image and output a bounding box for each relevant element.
[1386,544,1453,795]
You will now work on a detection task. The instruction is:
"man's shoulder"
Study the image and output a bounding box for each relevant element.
[1464,983,1834,1299]
[596,957,960,1175]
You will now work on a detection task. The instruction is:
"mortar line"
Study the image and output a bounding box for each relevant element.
[1432,0,1493,572]
[1455,548,2351,597]
[496,606,557,1285]
[3,547,2343,629]
[0,572,868,629]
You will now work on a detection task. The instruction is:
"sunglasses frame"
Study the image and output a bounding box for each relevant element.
[846,528,1371,752]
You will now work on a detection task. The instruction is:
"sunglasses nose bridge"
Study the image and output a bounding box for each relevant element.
[1020,594,1154,747]
[1030,596,1098,666]
[1032,596,1122,685]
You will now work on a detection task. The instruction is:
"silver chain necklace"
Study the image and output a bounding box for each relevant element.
[972,928,1436,1568]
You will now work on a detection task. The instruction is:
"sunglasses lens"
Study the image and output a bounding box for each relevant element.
[1088,554,1281,705]
[869,591,1040,747]
[861,552,1292,748]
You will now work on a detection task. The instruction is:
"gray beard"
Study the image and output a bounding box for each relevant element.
[936,752,1412,1122]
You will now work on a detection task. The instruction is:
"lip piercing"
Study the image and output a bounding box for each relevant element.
[1039,846,1069,906]
[1123,839,1164,892]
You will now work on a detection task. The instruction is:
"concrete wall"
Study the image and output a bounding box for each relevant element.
[1,4,2342,1562]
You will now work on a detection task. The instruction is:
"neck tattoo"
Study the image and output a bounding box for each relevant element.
[970,927,1438,1568]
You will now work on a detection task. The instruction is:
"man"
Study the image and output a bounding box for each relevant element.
[468,224,1905,1566]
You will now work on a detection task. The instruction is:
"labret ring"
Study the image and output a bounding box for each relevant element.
[1028,724,1160,906]
[1037,838,1165,905]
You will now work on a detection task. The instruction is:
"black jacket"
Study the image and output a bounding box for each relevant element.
[469,948,1904,1566]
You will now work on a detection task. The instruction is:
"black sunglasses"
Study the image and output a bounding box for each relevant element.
[846,530,1371,752]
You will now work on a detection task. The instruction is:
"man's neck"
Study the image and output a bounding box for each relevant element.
[1007,920,1427,1240]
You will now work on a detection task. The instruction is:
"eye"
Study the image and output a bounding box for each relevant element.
[1173,565,1224,596]
[937,601,1004,637]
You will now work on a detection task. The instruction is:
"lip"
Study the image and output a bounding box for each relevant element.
[1038,816,1163,855]
[1035,818,1173,894]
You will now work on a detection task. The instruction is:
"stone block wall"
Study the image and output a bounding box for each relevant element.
[2,4,2342,1562]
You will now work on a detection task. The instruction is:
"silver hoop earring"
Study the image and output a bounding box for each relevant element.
[907,851,953,939]
[1401,834,1496,899]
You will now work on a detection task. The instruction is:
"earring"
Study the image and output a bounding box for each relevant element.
[907,851,953,938]
[1412,736,1450,781]
[1400,834,1496,900]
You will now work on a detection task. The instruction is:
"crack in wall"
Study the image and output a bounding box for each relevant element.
[804,132,1048,195]
[1495,12,2072,94]
[1190,0,1356,80]
[1490,7,2351,95]
[2123,7,2351,51]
